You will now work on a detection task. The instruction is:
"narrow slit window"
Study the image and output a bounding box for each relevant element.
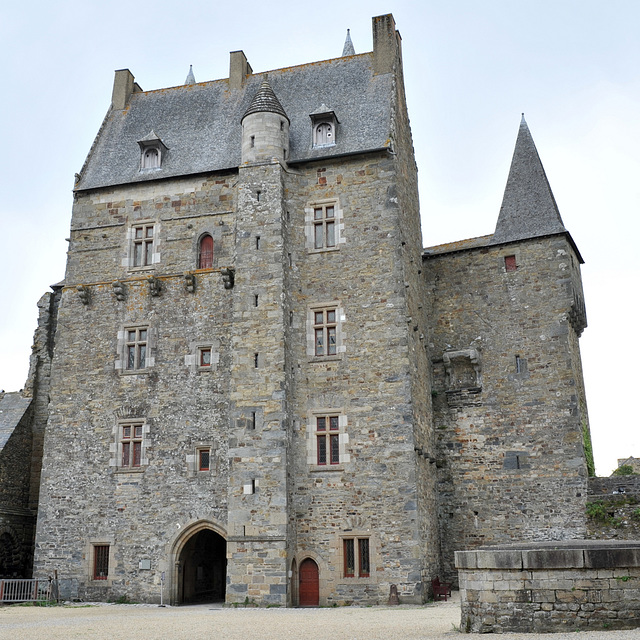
[93,545,109,580]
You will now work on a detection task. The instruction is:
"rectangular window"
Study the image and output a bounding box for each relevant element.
[198,448,210,471]
[343,537,370,578]
[125,327,148,370]
[314,204,336,249]
[121,423,143,468]
[133,224,155,267]
[314,309,337,356]
[504,255,517,272]
[315,415,341,466]
[199,347,212,368]
[93,545,109,580]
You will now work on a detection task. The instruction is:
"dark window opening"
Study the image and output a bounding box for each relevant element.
[93,545,109,580]
[199,449,210,471]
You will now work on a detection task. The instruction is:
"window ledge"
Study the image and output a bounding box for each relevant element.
[128,265,156,273]
[114,467,146,474]
[308,356,342,363]
[309,465,344,473]
[308,246,340,254]
[119,369,149,376]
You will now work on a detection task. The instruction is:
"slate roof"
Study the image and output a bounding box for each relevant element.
[0,393,32,451]
[76,53,393,191]
[242,79,289,122]
[491,115,566,245]
[423,234,493,258]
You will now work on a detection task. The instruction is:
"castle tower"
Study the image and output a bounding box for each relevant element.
[31,14,440,606]
[225,79,292,604]
[425,116,591,583]
[241,79,290,164]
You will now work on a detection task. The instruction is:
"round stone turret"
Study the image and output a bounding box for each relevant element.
[241,79,290,164]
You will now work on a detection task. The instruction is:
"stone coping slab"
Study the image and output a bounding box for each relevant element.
[455,540,640,570]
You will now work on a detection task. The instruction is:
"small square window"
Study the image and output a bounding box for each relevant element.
[199,347,212,368]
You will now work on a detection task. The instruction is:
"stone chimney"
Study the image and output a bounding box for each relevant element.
[229,50,253,90]
[372,14,402,75]
[111,69,142,110]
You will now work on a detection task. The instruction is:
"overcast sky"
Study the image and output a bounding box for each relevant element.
[1,1,638,475]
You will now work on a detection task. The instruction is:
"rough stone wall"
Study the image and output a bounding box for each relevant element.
[457,544,640,633]
[426,235,590,584]
[34,176,236,603]
[225,161,290,605]
[284,149,433,604]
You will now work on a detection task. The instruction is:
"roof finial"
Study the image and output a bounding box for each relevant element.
[185,65,196,85]
[342,28,355,56]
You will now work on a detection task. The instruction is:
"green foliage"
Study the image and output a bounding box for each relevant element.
[612,465,635,476]
[632,508,640,520]
[586,501,609,522]
[582,421,595,477]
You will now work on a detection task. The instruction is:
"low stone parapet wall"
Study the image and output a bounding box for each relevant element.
[455,541,640,633]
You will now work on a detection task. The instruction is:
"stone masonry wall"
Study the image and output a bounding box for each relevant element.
[285,150,433,604]
[456,542,640,633]
[34,175,236,603]
[426,235,590,584]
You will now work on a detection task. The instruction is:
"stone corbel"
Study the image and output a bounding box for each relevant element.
[442,347,482,391]
[77,285,90,305]
[112,280,126,301]
[221,267,235,290]
[147,276,162,297]
[184,272,196,293]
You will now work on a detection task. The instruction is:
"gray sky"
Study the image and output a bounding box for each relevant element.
[1,1,638,475]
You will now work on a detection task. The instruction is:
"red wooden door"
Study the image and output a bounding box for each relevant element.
[299,558,319,606]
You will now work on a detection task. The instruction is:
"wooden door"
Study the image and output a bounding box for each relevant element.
[299,558,319,606]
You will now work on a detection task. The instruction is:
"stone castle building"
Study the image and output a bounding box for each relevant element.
[0,14,593,605]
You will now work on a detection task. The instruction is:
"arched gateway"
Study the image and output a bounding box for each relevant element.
[171,521,226,605]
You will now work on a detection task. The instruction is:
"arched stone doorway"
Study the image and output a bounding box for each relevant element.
[177,528,226,604]
[299,558,319,607]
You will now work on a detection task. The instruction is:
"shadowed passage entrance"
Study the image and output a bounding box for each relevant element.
[178,529,226,604]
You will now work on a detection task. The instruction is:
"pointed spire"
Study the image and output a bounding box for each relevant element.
[491,115,566,245]
[185,65,196,85]
[241,77,289,122]
[342,28,355,56]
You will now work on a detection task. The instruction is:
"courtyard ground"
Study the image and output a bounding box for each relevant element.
[1,594,639,640]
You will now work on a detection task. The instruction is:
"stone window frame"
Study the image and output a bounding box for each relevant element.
[184,340,220,372]
[115,325,156,374]
[305,199,344,253]
[124,220,160,271]
[112,419,150,473]
[307,409,350,471]
[186,443,216,477]
[336,531,375,583]
[197,233,214,270]
[500,249,521,274]
[306,302,346,361]
[88,541,115,585]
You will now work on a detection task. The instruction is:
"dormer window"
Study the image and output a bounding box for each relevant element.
[137,130,168,171]
[142,147,159,169]
[310,104,339,148]
[315,122,333,146]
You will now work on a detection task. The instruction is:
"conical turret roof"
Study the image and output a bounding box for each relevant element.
[342,29,355,56]
[491,115,566,245]
[185,65,196,85]
[241,78,289,123]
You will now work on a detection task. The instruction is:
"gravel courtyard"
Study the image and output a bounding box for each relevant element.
[1,597,639,640]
